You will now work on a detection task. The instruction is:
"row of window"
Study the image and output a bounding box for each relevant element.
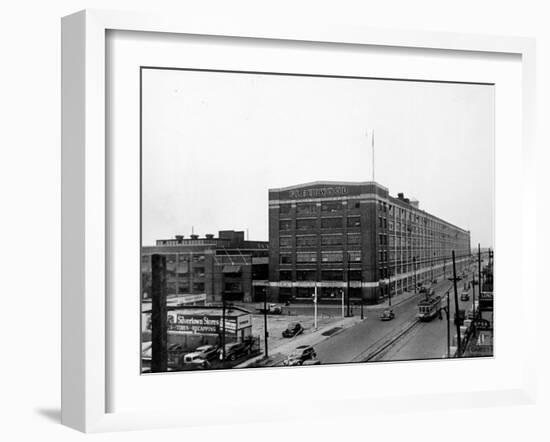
[280,234,361,247]
[280,201,362,215]
[279,269,363,281]
[280,251,362,264]
[280,216,361,231]
[142,254,206,264]
[165,282,205,292]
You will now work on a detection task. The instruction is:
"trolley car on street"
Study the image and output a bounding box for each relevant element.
[416,295,442,321]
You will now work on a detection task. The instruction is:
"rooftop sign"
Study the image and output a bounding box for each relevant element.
[288,186,349,199]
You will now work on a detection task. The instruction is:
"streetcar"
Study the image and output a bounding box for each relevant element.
[416,295,442,321]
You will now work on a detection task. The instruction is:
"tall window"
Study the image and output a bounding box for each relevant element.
[280,254,292,264]
[321,217,343,229]
[279,270,292,280]
[296,270,317,281]
[296,235,318,247]
[279,236,292,247]
[279,204,291,215]
[321,270,343,280]
[347,216,361,228]
[321,251,343,262]
[321,234,343,246]
[296,219,316,230]
[297,252,317,263]
[280,220,292,231]
[348,251,362,262]
[347,234,361,245]
[321,201,342,213]
[296,203,317,215]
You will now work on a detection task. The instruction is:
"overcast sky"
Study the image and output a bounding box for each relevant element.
[142,68,494,248]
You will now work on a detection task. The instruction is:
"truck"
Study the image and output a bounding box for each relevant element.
[257,303,283,315]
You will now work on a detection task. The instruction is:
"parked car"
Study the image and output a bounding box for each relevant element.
[183,353,211,369]
[302,358,321,366]
[379,309,395,321]
[283,345,317,366]
[419,286,427,294]
[167,343,188,369]
[460,291,470,302]
[220,341,253,361]
[282,322,304,338]
[258,303,283,315]
[193,344,219,361]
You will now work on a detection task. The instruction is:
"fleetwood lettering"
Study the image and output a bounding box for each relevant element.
[288,186,348,199]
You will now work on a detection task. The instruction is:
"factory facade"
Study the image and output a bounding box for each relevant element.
[268,181,471,304]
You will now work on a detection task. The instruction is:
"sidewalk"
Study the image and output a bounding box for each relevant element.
[366,289,421,311]
[235,315,362,368]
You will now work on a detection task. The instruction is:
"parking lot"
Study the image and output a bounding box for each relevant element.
[251,310,347,355]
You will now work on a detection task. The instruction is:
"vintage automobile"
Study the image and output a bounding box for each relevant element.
[183,353,211,369]
[167,343,189,369]
[193,344,219,361]
[220,341,253,362]
[282,322,304,338]
[283,345,317,366]
[257,303,283,315]
[379,309,395,321]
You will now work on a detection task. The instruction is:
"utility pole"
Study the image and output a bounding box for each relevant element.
[446,291,451,358]
[346,252,351,317]
[151,254,168,373]
[221,295,226,361]
[263,287,269,358]
[477,243,482,314]
[451,250,462,357]
[341,289,345,319]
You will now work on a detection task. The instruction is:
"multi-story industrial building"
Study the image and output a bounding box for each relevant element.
[268,181,471,304]
[141,230,269,304]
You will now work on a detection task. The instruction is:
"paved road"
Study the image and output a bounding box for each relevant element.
[375,275,480,361]
[312,273,478,364]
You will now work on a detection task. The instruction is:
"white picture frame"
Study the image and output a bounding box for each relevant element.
[61,9,537,433]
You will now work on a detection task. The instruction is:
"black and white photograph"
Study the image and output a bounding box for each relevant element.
[140,67,494,373]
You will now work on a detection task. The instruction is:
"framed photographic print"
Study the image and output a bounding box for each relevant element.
[61,9,536,432]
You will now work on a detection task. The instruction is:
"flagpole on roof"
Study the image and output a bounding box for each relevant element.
[369,129,375,182]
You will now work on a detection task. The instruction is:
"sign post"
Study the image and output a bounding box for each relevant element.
[314,284,318,331]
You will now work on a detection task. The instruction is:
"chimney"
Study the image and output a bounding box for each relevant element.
[205,234,214,239]
[398,192,404,200]
[175,235,184,243]
[190,234,199,240]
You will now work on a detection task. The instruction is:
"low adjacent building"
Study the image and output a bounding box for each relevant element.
[141,230,269,304]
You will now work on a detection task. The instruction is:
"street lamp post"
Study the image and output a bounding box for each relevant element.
[346,252,351,317]
[413,256,417,293]
[313,284,318,330]
[388,267,392,307]
[440,290,451,358]
[263,288,269,358]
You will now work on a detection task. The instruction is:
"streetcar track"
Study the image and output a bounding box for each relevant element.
[350,318,421,362]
